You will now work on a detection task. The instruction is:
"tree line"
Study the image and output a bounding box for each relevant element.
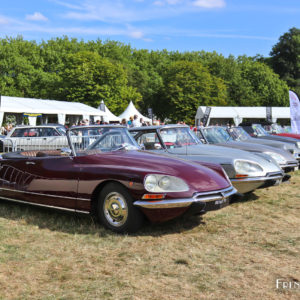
[0,27,298,124]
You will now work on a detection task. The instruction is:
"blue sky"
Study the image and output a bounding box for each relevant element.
[1,0,300,57]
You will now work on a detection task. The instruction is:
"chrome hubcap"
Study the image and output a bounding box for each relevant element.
[103,192,128,227]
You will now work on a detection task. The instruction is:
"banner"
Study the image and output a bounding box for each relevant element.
[23,113,42,117]
[266,107,272,123]
[289,90,300,134]
[202,106,211,126]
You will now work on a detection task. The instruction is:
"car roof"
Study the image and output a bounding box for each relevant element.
[128,124,189,131]
[69,124,126,130]
[13,124,63,129]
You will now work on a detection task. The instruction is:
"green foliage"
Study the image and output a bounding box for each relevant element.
[0,34,293,123]
[270,27,300,95]
[155,60,227,123]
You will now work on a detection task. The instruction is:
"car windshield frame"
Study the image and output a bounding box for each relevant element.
[67,125,140,156]
[252,124,270,136]
[228,127,251,141]
[201,127,233,144]
[158,126,201,149]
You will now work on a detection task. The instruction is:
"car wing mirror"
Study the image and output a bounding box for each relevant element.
[61,147,72,156]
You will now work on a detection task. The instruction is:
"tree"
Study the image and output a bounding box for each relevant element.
[58,51,141,114]
[270,27,300,95]
[155,60,227,124]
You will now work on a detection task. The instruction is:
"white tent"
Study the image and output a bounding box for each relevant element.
[118,101,151,123]
[0,95,106,126]
[97,101,121,122]
[195,106,290,126]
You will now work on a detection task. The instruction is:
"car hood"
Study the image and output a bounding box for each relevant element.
[213,141,296,162]
[162,144,282,175]
[242,137,291,150]
[75,150,231,192]
[257,135,299,145]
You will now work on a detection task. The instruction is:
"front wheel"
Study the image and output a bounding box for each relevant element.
[97,183,144,233]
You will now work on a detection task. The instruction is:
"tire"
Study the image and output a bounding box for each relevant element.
[97,182,144,233]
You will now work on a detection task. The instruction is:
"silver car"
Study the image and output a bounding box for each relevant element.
[227,126,300,162]
[0,125,69,152]
[197,126,298,173]
[129,125,285,194]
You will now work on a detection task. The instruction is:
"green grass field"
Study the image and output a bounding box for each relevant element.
[0,171,299,299]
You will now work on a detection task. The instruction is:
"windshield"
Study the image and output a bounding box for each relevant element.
[252,124,269,136]
[201,127,233,144]
[228,127,251,141]
[68,126,139,155]
[159,127,200,148]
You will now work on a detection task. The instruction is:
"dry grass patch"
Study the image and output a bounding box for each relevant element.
[0,171,299,299]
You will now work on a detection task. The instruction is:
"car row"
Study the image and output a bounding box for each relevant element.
[0,123,298,233]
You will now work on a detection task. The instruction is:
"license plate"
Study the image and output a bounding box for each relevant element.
[215,198,229,206]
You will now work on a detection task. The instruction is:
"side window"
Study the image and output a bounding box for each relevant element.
[27,128,39,137]
[137,132,161,150]
[11,128,27,137]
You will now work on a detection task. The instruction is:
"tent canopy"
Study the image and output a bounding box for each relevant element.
[118,101,151,123]
[195,106,290,126]
[0,95,106,126]
[97,101,121,122]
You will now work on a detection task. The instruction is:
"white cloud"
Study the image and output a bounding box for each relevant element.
[0,16,10,24]
[26,12,48,22]
[192,0,226,8]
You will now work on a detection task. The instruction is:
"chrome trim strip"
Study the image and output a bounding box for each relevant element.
[0,187,90,201]
[231,174,283,183]
[0,196,90,214]
[133,186,237,209]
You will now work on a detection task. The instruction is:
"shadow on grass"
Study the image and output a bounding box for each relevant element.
[0,199,204,237]
[230,192,259,204]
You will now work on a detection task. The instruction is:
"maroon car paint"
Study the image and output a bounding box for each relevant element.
[0,149,231,223]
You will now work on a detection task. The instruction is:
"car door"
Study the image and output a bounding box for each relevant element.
[0,154,79,211]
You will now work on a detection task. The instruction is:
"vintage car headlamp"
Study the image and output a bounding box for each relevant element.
[144,174,189,193]
[234,160,264,177]
[264,152,286,165]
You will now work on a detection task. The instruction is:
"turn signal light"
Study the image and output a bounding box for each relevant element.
[142,194,165,200]
[235,174,248,178]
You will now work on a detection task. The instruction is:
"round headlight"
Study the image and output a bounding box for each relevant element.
[158,176,171,189]
[264,152,286,165]
[145,175,157,192]
[144,174,189,192]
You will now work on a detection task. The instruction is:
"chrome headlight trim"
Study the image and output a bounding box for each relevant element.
[144,174,189,193]
[234,159,265,177]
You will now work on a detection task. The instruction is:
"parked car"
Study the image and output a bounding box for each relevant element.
[0,125,236,233]
[240,123,300,149]
[129,125,285,195]
[197,126,298,173]
[0,125,68,152]
[226,126,300,162]
[264,123,300,140]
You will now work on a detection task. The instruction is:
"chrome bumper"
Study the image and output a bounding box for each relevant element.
[280,162,299,172]
[231,173,283,194]
[133,186,237,209]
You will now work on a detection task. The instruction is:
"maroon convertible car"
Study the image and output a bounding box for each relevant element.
[0,125,236,233]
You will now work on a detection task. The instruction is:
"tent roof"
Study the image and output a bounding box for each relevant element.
[118,101,151,122]
[97,102,121,122]
[0,95,106,116]
[196,106,290,120]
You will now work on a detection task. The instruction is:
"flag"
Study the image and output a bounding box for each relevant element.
[289,90,300,134]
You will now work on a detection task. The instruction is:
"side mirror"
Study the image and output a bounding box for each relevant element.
[200,138,206,144]
[61,148,72,156]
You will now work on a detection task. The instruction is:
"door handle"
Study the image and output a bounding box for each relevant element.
[26,161,36,165]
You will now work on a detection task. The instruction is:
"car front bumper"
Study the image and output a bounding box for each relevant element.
[280,162,299,173]
[230,172,284,194]
[133,185,237,210]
